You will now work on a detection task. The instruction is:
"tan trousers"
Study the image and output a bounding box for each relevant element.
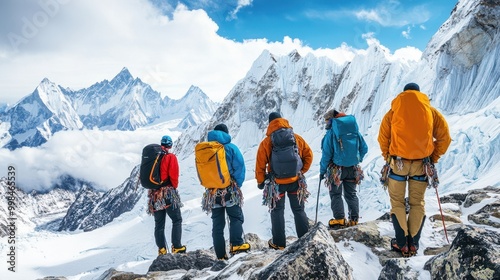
[387,158,427,238]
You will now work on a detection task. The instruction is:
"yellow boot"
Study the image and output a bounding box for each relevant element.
[347,219,358,227]
[230,243,250,255]
[158,247,167,255]
[328,218,347,229]
[171,245,186,254]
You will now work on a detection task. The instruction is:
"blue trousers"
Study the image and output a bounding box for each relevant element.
[211,205,245,259]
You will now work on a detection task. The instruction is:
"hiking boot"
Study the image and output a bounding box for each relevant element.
[218,254,229,260]
[171,245,186,254]
[400,244,410,257]
[158,247,167,255]
[390,238,410,258]
[230,243,251,255]
[268,239,285,250]
[408,243,418,256]
[407,217,424,257]
[347,219,358,227]
[329,218,347,229]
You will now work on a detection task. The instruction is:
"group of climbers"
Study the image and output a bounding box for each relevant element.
[145,82,451,259]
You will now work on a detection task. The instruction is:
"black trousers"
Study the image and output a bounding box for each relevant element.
[328,166,359,220]
[271,180,309,248]
[153,206,183,249]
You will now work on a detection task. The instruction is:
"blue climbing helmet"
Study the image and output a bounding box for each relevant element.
[161,135,173,147]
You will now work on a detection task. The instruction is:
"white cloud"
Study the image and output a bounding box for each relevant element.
[393,46,422,62]
[0,126,181,192]
[354,1,430,27]
[228,0,253,20]
[0,0,353,105]
[359,32,421,62]
[402,26,412,39]
[355,10,384,24]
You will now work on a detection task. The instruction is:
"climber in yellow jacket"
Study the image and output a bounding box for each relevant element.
[378,83,451,257]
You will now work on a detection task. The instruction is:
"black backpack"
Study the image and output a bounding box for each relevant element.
[270,128,303,179]
[140,144,169,189]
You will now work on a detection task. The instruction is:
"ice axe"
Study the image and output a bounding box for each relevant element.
[435,187,450,243]
[424,158,450,244]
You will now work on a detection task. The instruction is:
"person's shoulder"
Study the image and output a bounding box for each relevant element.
[166,152,178,158]
[294,133,310,144]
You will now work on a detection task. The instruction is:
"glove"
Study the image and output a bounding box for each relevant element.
[258,182,265,190]
[319,173,325,180]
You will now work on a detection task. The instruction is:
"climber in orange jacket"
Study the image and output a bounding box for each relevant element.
[255,112,313,250]
[378,83,451,257]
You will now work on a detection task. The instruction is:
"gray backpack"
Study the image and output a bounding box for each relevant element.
[270,128,303,179]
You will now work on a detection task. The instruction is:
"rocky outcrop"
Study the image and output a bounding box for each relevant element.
[424,225,500,280]
[148,250,216,273]
[439,186,500,229]
[255,222,353,280]
[378,258,420,280]
[98,222,353,280]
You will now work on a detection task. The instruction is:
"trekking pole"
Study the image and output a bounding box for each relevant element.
[226,215,232,251]
[315,179,322,224]
[165,222,171,253]
[435,187,450,243]
[164,234,171,253]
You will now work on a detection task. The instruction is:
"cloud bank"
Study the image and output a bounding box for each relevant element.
[0,124,181,192]
[0,0,420,106]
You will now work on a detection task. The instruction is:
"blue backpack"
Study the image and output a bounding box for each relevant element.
[331,115,362,167]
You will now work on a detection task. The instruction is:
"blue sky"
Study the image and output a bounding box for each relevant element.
[153,0,457,50]
[0,0,458,104]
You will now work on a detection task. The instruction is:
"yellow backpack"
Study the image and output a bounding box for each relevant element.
[195,141,231,189]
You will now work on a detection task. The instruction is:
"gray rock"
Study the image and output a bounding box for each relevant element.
[148,249,216,272]
[424,225,500,280]
[255,222,353,280]
[468,202,500,228]
[378,258,420,280]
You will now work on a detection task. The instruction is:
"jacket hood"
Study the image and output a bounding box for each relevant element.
[207,130,231,144]
[266,118,292,136]
[392,90,430,110]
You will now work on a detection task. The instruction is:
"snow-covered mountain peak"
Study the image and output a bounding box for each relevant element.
[34,78,69,112]
[183,85,208,101]
[287,49,301,62]
[109,67,134,89]
[40,77,52,84]
[0,67,217,149]
[246,50,278,81]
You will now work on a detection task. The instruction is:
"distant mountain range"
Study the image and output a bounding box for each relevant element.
[0,67,217,150]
